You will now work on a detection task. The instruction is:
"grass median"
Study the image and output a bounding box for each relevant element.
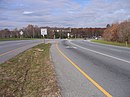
[0,43,61,97]
[91,39,130,48]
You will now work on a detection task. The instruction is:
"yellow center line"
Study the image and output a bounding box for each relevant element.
[0,41,47,57]
[0,47,22,57]
[56,43,112,97]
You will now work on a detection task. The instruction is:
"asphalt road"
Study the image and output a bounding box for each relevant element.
[1,39,130,97]
[0,39,46,64]
[51,39,130,97]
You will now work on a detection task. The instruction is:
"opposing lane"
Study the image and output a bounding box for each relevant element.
[58,39,130,97]
[0,40,46,64]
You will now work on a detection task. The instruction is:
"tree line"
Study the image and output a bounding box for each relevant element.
[0,21,130,43]
[71,28,105,38]
[0,25,105,39]
[0,25,41,38]
[103,20,130,43]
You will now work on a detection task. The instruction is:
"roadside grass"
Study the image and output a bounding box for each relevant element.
[0,38,43,41]
[91,39,130,48]
[0,43,61,97]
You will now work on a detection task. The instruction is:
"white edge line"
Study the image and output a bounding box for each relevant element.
[69,41,130,64]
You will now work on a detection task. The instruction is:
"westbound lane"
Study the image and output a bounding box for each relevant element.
[57,39,130,97]
[0,39,46,64]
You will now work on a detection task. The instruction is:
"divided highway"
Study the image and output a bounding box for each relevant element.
[52,39,130,97]
[1,39,130,97]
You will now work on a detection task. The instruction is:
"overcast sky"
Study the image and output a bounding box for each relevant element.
[0,0,130,29]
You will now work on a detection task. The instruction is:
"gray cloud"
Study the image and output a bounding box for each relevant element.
[0,0,130,29]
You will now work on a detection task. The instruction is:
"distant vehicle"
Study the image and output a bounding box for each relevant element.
[95,37,98,40]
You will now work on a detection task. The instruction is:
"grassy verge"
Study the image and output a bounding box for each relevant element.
[0,43,61,97]
[91,39,130,48]
[0,38,43,41]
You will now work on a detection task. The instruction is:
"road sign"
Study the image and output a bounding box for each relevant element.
[67,33,70,38]
[41,29,47,36]
[19,31,23,35]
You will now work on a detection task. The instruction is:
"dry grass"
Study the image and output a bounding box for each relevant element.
[0,43,61,97]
